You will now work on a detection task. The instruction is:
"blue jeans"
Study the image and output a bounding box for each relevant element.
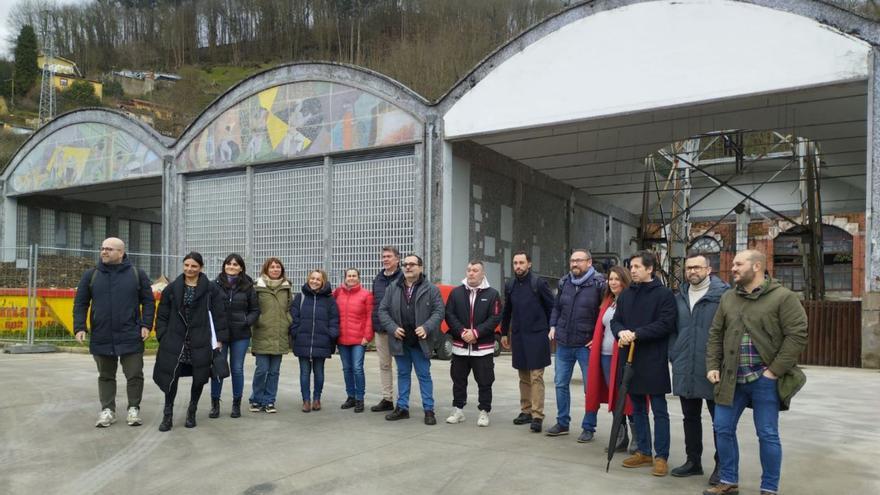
[394,345,434,412]
[211,338,250,400]
[250,354,283,406]
[631,393,670,459]
[554,344,597,431]
[714,375,781,493]
[600,354,612,386]
[338,344,366,400]
[298,357,326,401]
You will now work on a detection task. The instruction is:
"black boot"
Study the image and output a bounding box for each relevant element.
[185,402,197,428]
[159,404,173,432]
[231,398,241,418]
[615,422,629,452]
[209,398,220,418]
[341,397,356,409]
[354,400,364,413]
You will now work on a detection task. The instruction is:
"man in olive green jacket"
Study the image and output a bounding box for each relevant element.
[704,250,807,495]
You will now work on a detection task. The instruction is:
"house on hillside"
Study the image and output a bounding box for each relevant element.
[37,53,103,100]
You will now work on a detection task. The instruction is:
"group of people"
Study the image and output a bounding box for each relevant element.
[73,238,807,495]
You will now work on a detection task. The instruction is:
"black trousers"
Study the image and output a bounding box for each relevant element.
[164,364,205,411]
[680,396,718,465]
[450,354,495,412]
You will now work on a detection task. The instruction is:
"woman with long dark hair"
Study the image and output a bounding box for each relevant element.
[210,253,260,419]
[585,265,635,451]
[290,269,339,413]
[153,252,227,431]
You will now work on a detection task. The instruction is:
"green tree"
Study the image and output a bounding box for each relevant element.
[13,25,39,97]
[59,80,101,111]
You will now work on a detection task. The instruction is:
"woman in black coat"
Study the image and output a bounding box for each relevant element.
[154,252,228,432]
[210,253,260,419]
[289,269,339,413]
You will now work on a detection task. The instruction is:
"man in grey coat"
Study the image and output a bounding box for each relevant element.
[669,253,729,483]
[378,254,445,425]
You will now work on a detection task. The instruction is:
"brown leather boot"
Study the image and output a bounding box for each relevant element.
[302,401,311,413]
[652,457,668,476]
[622,452,654,468]
[312,399,321,411]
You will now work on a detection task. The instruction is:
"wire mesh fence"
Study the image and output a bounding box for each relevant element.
[0,245,180,346]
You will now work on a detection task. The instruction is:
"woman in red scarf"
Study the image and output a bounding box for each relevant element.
[586,265,634,452]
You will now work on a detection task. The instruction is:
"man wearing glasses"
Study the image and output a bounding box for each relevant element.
[546,249,605,442]
[378,254,445,425]
[73,237,155,428]
[669,252,729,484]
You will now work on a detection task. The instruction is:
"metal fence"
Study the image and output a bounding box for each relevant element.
[0,245,179,347]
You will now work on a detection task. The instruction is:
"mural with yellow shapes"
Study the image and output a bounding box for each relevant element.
[180,81,422,171]
[9,122,162,194]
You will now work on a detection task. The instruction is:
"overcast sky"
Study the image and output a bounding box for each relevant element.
[0,0,89,59]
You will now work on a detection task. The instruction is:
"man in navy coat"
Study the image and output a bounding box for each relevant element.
[612,250,677,476]
[501,251,555,433]
[73,237,155,428]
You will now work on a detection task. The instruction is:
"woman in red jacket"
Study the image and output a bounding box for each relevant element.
[333,268,374,413]
[586,265,634,452]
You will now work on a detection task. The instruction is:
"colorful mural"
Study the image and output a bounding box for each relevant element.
[9,122,162,194]
[180,81,422,171]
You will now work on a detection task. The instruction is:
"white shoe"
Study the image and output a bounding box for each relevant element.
[477,410,490,427]
[126,406,142,426]
[96,408,117,427]
[446,407,466,424]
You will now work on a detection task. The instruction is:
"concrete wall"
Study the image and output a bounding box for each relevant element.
[450,140,640,286]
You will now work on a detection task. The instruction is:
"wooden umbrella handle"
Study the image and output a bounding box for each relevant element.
[626,342,636,363]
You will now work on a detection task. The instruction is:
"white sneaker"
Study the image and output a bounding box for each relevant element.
[477,410,490,427]
[95,408,117,427]
[446,407,466,424]
[126,406,142,426]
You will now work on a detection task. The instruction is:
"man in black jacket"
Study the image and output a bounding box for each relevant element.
[73,238,155,428]
[612,250,677,477]
[444,260,502,427]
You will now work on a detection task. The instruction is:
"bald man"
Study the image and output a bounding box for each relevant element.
[74,237,155,428]
[704,250,807,495]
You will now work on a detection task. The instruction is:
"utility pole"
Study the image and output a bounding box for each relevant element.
[38,11,56,126]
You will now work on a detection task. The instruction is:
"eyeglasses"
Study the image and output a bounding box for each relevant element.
[401,263,421,268]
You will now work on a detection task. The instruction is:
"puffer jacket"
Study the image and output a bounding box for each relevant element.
[289,283,340,359]
[333,283,374,346]
[214,273,260,342]
[549,268,605,347]
[72,255,155,356]
[251,276,293,355]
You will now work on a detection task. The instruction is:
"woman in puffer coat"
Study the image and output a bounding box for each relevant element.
[154,252,228,432]
[333,268,374,413]
[248,257,292,413]
[290,269,339,413]
[210,253,260,419]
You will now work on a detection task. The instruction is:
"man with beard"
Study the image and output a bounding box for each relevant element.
[501,251,555,433]
[704,250,807,495]
[546,249,605,442]
[669,252,729,484]
[73,237,155,428]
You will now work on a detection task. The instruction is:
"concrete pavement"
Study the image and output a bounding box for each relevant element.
[0,351,877,494]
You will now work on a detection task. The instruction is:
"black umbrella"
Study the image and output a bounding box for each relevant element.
[606,342,636,472]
